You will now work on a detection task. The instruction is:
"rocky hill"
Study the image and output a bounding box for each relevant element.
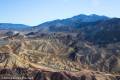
[0,14,120,80]
[0,32,120,80]
[0,23,31,31]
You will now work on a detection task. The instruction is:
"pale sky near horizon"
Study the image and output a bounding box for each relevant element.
[0,0,120,26]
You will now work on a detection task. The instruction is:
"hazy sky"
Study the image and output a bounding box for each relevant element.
[0,0,119,26]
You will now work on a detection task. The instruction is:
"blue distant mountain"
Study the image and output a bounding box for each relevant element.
[0,14,109,31]
[32,14,120,44]
[0,23,31,30]
[68,14,109,22]
[1,13,119,44]
[34,14,109,31]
